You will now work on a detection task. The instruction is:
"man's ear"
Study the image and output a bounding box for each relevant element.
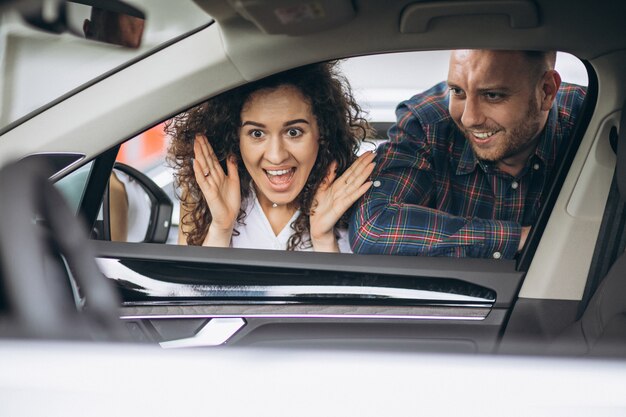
[540,70,562,111]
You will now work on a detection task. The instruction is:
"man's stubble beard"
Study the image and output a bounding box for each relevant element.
[466,97,542,163]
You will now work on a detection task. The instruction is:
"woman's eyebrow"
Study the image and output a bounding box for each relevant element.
[241,121,265,128]
[284,119,310,127]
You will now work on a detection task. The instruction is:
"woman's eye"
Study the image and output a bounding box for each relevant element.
[286,128,303,138]
[449,87,463,96]
[250,129,264,139]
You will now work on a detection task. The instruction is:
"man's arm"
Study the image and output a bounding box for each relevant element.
[349,102,521,259]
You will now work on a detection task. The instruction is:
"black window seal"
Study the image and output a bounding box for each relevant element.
[517,59,598,271]
[79,145,120,232]
[577,174,626,319]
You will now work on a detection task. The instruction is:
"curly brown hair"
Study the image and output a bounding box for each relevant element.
[166,61,371,249]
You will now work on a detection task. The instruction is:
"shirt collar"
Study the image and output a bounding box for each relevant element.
[455,102,559,176]
[456,129,478,175]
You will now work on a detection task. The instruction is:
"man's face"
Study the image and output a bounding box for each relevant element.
[447,50,550,165]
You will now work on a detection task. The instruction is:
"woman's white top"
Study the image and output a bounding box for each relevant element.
[230,191,352,253]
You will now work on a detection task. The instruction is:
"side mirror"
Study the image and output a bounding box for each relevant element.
[104,162,173,244]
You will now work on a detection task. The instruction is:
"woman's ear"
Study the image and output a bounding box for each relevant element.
[540,70,562,111]
[319,161,338,191]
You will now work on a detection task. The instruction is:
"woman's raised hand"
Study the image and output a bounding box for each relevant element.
[309,150,376,252]
[193,134,241,247]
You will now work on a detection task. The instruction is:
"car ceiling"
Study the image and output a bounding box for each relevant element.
[194,0,626,83]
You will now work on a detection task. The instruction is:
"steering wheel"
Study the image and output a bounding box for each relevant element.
[0,158,126,340]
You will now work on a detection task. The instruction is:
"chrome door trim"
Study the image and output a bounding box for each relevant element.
[159,317,245,348]
[124,313,487,321]
[120,303,492,321]
[98,258,496,304]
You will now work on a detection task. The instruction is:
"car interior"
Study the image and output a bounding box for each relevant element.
[1,0,626,358]
[543,100,626,356]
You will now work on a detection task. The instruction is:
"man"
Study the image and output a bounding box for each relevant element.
[350,50,586,259]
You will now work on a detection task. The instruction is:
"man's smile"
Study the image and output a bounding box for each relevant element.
[470,130,498,140]
[465,129,502,145]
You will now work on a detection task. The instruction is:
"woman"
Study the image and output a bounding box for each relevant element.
[167,62,375,252]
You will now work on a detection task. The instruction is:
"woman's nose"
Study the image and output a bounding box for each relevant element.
[265,136,289,164]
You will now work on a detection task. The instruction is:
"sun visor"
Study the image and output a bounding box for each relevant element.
[227,0,355,35]
[399,0,539,33]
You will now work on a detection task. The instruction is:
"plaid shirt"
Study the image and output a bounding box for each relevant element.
[350,81,586,259]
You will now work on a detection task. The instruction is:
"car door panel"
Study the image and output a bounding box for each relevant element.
[92,241,525,352]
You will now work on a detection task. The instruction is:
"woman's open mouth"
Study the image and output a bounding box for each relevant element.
[264,167,296,190]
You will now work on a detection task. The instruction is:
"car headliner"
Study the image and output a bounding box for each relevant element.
[197,0,625,78]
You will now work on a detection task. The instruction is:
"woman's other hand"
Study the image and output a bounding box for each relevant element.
[193,134,241,247]
[309,150,376,252]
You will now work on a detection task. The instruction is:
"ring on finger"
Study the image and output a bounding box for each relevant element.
[204,171,210,177]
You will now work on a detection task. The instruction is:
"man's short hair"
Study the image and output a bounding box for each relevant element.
[521,51,557,83]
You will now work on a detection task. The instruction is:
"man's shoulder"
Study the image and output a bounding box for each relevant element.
[557,81,587,96]
[555,82,587,115]
[399,81,451,125]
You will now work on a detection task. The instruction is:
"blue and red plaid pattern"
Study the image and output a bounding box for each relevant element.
[350,81,587,258]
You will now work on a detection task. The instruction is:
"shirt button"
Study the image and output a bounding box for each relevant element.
[373,180,381,188]
[533,163,540,171]
[493,252,502,260]
[511,181,519,190]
